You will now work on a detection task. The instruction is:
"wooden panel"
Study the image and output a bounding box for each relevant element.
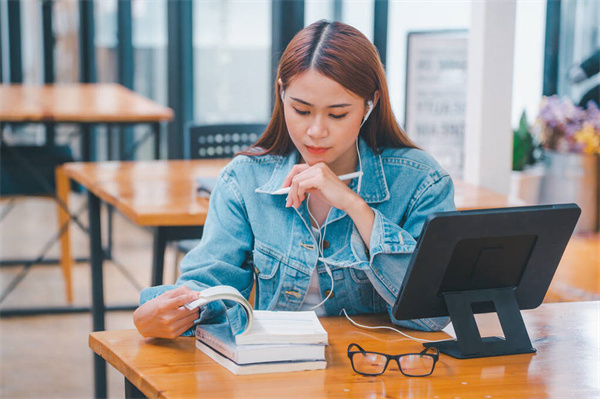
[0,84,173,123]
[89,301,600,399]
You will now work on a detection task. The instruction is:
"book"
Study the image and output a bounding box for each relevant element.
[195,340,327,375]
[185,285,328,346]
[195,321,326,364]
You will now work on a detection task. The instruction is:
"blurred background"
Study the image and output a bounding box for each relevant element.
[0,0,598,398]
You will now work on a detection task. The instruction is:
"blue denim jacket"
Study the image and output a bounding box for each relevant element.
[140,138,455,336]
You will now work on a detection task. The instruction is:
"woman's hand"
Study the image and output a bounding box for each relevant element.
[281,162,375,248]
[133,286,200,339]
[282,162,360,211]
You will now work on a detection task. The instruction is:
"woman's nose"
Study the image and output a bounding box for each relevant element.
[307,116,328,139]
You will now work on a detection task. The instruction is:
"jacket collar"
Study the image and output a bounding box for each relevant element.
[255,137,389,204]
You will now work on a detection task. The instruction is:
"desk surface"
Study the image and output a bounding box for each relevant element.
[89,301,599,399]
[63,159,230,226]
[62,159,520,227]
[0,83,173,123]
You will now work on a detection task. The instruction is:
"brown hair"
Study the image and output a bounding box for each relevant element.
[241,20,417,156]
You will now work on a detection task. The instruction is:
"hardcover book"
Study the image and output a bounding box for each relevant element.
[185,285,328,345]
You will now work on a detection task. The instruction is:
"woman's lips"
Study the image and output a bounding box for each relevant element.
[306,146,330,154]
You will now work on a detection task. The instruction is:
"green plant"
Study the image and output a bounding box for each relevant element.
[513,111,535,171]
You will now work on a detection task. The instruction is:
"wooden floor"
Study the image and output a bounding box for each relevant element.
[0,195,598,398]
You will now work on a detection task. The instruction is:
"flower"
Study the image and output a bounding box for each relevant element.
[536,95,600,154]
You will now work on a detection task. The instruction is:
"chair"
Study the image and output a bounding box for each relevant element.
[172,123,267,279]
[184,123,267,159]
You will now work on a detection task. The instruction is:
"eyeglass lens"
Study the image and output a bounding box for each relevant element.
[352,352,388,375]
[351,351,435,376]
[398,354,435,376]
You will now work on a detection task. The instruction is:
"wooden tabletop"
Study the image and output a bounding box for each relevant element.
[89,301,600,399]
[0,83,173,123]
[63,159,229,226]
[61,159,520,227]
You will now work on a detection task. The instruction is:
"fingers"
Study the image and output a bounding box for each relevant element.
[282,164,310,190]
[172,311,201,337]
[164,286,200,310]
[286,166,326,208]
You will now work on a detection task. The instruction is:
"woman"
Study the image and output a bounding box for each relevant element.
[134,20,455,339]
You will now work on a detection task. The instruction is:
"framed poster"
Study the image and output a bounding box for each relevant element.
[404,30,468,179]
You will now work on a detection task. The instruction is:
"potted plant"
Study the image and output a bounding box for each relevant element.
[535,96,600,232]
[510,111,544,204]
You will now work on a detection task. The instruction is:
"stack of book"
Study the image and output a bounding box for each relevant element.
[187,286,328,375]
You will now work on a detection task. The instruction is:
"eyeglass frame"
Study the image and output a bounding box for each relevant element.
[347,343,440,377]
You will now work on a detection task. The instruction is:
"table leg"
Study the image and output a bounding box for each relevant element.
[151,227,167,286]
[124,378,145,398]
[153,122,161,160]
[55,166,73,304]
[88,191,107,398]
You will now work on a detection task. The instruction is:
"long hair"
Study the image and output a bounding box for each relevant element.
[241,20,417,156]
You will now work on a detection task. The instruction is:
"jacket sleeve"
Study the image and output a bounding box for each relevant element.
[350,172,456,331]
[139,167,255,336]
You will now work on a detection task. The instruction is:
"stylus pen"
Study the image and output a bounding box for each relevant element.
[271,171,364,195]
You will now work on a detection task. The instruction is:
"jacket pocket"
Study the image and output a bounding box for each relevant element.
[253,241,284,309]
[253,242,282,279]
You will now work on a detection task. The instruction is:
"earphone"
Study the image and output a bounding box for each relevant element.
[360,100,374,128]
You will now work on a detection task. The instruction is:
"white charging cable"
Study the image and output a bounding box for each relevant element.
[341,308,452,343]
[307,196,335,311]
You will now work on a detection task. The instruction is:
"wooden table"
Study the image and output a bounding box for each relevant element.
[58,159,522,398]
[90,301,600,399]
[0,83,174,306]
[0,83,173,159]
[59,159,229,398]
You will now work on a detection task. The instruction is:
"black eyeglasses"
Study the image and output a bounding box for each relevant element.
[347,343,439,377]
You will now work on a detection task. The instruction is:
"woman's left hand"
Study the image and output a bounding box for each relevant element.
[281,162,360,211]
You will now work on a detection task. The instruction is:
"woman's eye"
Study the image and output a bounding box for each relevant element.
[330,113,348,120]
[293,107,310,116]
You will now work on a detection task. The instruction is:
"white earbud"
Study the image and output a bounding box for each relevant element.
[280,89,285,102]
[360,100,374,127]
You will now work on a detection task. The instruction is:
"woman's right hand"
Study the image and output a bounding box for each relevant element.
[133,286,201,339]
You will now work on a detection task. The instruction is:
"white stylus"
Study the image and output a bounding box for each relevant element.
[271,171,364,195]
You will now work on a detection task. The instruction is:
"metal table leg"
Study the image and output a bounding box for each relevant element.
[153,122,161,160]
[88,191,107,399]
[151,227,167,286]
[124,378,145,398]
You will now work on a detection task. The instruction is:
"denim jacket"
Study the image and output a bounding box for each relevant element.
[140,138,455,336]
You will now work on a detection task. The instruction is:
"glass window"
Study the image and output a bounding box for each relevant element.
[193,0,271,124]
[557,0,599,107]
[132,0,168,159]
[94,0,118,83]
[511,1,546,126]
[305,0,334,26]
[305,1,373,40]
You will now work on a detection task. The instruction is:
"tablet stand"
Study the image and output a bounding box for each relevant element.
[424,287,536,359]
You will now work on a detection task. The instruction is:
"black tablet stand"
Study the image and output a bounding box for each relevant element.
[424,287,536,359]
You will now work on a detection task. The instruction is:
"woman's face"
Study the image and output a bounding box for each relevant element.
[282,69,367,172]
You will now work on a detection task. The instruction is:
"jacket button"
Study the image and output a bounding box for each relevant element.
[324,289,334,298]
[322,240,330,249]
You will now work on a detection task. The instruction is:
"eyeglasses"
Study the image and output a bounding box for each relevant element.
[347,343,439,377]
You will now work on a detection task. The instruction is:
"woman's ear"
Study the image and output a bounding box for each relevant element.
[278,79,284,100]
[372,90,381,108]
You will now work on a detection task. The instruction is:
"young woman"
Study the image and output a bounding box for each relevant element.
[134,20,455,339]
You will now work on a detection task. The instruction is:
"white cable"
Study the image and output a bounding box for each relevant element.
[355,138,363,194]
[307,194,334,310]
[341,308,453,343]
